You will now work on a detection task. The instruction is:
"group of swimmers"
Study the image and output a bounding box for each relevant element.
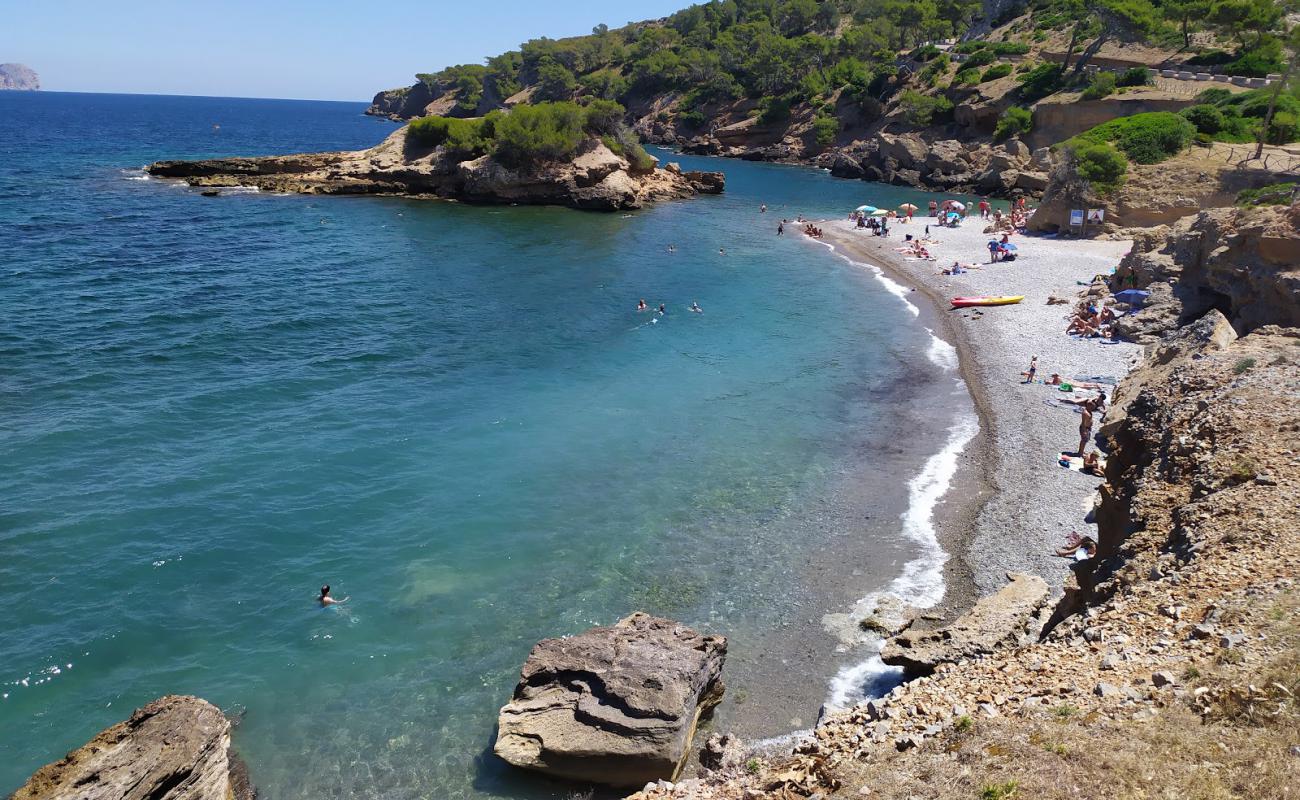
[638,298,702,316]
[802,223,825,238]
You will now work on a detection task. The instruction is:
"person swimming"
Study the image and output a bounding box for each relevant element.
[667,244,676,253]
[657,303,666,315]
[637,299,647,312]
[690,301,702,313]
[319,585,349,607]
[719,247,726,255]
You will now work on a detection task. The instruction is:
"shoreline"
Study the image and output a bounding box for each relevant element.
[812,214,1140,673]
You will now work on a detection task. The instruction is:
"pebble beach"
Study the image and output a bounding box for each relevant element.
[818,215,1143,598]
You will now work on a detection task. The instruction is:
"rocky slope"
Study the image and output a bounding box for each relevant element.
[0,63,39,91]
[147,125,724,211]
[10,695,254,800]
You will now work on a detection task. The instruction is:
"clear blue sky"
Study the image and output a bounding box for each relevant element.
[3,0,691,101]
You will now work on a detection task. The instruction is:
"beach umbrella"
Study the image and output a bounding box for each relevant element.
[899,202,918,212]
[949,201,966,211]
[855,205,877,213]
[1114,288,1150,306]
[870,209,890,216]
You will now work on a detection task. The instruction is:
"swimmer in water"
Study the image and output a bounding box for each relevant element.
[319,585,349,607]
[667,244,676,253]
[690,301,702,313]
[719,247,726,255]
[637,299,647,312]
[657,303,666,315]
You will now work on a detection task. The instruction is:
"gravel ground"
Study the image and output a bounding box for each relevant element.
[819,216,1143,595]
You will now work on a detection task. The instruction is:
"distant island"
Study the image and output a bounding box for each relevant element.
[0,63,39,91]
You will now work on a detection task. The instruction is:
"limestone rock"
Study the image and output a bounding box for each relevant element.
[10,695,251,800]
[881,574,1050,675]
[494,612,727,787]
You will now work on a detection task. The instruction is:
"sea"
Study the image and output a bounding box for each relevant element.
[0,92,977,799]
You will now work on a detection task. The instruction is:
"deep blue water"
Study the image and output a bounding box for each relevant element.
[1,92,963,799]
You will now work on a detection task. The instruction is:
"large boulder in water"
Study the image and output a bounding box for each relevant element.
[10,695,254,800]
[494,612,727,787]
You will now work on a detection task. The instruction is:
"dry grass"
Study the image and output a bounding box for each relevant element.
[831,590,1300,800]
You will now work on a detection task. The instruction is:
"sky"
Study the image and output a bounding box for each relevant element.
[2,0,691,101]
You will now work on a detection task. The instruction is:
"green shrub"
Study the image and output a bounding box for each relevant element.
[1266,111,1300,145]
[898,90,954,125]
[953,67,982,86]
[1072,112,1196,164]
[1196,87,1234,105]
[812,114,838,145]
[1074,142,1128,193]
[953,41,1029,56]
[1181,104,1226,135]
[491,102,588,166]
[995,106,1033,139]
[920,54,952,85]
[913,44,942,61]
[1188,49,1233,66]
[407,116,489,159]
[964,50,996,69]
[1017,62,1063,101]
[677,109,706,128]
[758,96,793,125]
[582,99,624,135]
[982,63,1014,82]
[1080,72,1117,100]
[1225,38,1284,78]
[1117,67,1153,87]
[535,59,577,101]
[1236,182,1297,206]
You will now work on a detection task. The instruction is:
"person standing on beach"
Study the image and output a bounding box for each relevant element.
[1023,355,1038,384]
[979,198,990,219]
[1077,399,1096,457]
[988,239,1000,263]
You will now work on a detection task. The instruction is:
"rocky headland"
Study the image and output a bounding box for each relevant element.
[0,63,39,91]
[147,124,723,211]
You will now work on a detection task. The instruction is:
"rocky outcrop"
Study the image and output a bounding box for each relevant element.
[146,126,723,211]
[494,612,726,787]
[0,63,39,91]
[10,695,253,800]
[1111,204,1300,341]
[881,573,1050,676]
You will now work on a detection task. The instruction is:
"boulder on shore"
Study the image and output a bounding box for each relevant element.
[10,695,253,800]
[494,612,726,787]
[881,573,1049,676]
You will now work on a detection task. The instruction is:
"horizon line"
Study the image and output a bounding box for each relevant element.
[5,88,377,104]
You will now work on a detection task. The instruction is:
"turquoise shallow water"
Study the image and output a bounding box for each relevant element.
[2,92,965,798]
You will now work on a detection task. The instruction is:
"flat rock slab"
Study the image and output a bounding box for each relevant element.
[11,695,251,800]
[882,573,1050,675]
[495,612,726,787]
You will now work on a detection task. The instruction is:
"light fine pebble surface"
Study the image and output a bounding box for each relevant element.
[818,216,1142,595]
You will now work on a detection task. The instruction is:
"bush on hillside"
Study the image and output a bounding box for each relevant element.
[1073,142,1128,193]
[913,44,942,61]
[982,63,1014,81]
[408,116,489,158]
[953,67,982,86]
[491,103,587,165]
[758,96,793,125]
[1117,67,1153,87]
[1265,112,1300,145]
[1071,112,1196,163]
[995,106,1033,139]
[963,50,997,69]
[1195,87,1234,105]
[898,90,954,125]
[1181,104,1226,135]
[813,114,839,145]
[953,41,1030,56]
[1236,182,1297,206]
[1017,62,1064,101]
[920,54,952,86]
[1080,72,1117,100]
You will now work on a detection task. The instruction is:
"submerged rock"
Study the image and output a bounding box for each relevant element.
[881,573,1050,676]
[11,695,253,800]
[494,612,726,787]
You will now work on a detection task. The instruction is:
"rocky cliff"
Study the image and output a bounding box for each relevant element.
[146,125,723,211]
[0,63,39,91]
[1114,204,1300,342]
[10,695,254,800]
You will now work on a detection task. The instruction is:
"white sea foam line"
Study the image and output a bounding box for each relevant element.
[802,231,981,710]
[826,406,979,710]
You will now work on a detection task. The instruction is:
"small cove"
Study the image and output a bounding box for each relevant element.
[1,92,974,799]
